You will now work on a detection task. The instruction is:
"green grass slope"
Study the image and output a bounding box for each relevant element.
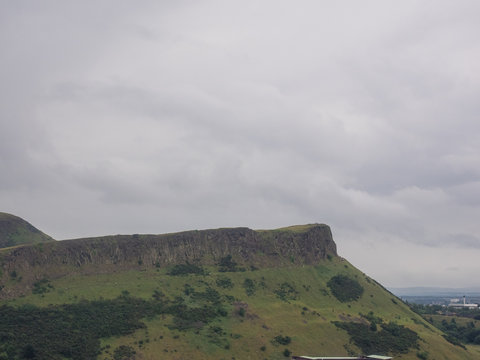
[0,225,478,360]
[0,212,53,249]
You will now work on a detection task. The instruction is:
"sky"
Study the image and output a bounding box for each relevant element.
[1,1,480,288]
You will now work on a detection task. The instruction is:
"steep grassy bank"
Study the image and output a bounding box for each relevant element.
[2,258,477,359]
[0,212,53,249]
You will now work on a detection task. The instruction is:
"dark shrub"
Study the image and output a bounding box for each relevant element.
[243,278,256,296]
[218,255,244,272]
[274,282,298,302]
[273,335,291,345]
[113,345,136,360]
[216,276,234,289]
[417,351,428,360]
[333,321,419,354]
[327,275,363,302]
[167,263,205,276]
[32,279,53,294]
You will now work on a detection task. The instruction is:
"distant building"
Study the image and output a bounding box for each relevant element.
[448,296,478,310]
[292,356,392,360]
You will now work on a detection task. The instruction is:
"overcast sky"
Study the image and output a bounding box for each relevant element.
[1,1,480,288]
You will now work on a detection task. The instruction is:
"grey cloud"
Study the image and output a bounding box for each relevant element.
[449,182,480,206]
[2,1,480,287]
[446,234,480,249]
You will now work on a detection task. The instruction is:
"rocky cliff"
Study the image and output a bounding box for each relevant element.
[0,224,336,299]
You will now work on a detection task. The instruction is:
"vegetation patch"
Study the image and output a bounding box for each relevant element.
[0,296,151,359]
[416,351,429,360]
[167,263,205,276]
[168,289,227,331]
[215,276,234,289]
[274,282,298,302]
[243,278,256,296]
[217,255,245,272]
[327,275,363,302]
[205,325,229,348]
[113,345,136,360]
[0,286,230,360]
[333,321,419,354]
[272,335,292,346]
[442,334,467,349]
[191,287,222,305]
[32,278,53,295]
[360,311,383,324]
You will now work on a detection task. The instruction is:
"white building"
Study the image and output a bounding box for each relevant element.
[448,296,478,309]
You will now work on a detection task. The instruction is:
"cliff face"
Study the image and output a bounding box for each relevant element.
[0,224,336,299]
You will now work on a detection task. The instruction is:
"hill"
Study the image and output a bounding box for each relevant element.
[0,223,479,360]
[0,212,53,249]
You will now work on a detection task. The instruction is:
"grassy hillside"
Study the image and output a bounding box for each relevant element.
[0,212,53,249]
[0,225,479,360]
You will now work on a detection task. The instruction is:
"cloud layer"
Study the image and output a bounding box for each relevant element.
[2,1,480,287]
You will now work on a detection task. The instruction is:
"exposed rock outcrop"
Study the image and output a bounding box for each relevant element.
[0,224,336,299]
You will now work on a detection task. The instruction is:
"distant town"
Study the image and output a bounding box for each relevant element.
[401,295,480,308]
[390,287,480,307]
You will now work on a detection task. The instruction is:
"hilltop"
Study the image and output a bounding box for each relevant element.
[0,218,479,359]
[0,223,335,299]
[0,212,53,249]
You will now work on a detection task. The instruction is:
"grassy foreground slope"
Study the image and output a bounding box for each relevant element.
[0,224,479,360]
[0,212,53,249]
